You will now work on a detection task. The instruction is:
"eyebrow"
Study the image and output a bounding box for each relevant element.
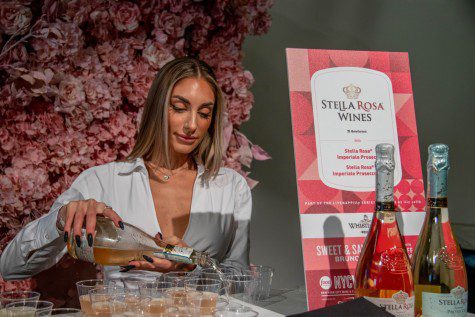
[171,95,214,109]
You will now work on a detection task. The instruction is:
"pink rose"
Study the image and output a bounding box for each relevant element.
[84,76,117,119]
[231,70,254,98]
[0,3,32,35]
[54,75,85,114]
[109,2,141,33]
[32,22,84,62]
[153,11,185,40]
[122,60,154,107]
[142,40,175,69]
[0,128,14,151]
[89,9,116,41]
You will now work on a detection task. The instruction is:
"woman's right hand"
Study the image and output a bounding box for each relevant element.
[57,199,123,248]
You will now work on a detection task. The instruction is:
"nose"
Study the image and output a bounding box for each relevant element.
[184,112,198,134]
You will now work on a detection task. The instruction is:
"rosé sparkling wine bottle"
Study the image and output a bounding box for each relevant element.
[412,144,468,316]
[355,143,415,317]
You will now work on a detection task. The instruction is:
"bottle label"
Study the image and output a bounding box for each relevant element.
[154,245,194,264]
[364,291,415,317]
[422,286,468,317]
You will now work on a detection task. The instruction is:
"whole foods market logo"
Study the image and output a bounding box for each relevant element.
[348,215,371,234]
[319,276,332,290]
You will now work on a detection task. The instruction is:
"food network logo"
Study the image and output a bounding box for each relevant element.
[319,276,332,290]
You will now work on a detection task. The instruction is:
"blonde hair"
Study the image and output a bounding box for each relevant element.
[128,57,224,181]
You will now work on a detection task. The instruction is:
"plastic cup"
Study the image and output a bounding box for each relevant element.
[76,279,105,314]
[5,300,53,317]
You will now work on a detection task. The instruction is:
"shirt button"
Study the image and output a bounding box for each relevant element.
[45,234,49,239]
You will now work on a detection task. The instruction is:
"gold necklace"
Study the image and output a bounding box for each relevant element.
[147,160,192,182]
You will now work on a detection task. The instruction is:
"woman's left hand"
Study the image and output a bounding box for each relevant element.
[125,234,196,273]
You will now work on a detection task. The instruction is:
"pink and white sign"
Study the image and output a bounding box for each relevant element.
[286,48,425,311]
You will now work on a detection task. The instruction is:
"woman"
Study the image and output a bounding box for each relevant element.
[0,57,252,281]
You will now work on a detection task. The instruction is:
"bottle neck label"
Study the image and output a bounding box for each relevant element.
[376,210,396,223]
[153,245,194,264]
[428,169,448,198]
[428,197,448,208]
[375,168,394,205]
[376,202,395,212]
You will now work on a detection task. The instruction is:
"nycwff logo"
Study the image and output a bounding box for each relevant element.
[320,84,385,122]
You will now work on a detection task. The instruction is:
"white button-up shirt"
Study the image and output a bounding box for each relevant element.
[0,158,252,281]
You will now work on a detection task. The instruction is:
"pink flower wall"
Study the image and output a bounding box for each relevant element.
[0,0,272,294]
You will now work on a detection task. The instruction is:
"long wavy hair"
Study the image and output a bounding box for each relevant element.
[127,57,224,181]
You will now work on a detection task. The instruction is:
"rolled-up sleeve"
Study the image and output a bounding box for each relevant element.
[0,176,88,280]
[221,176,252,270]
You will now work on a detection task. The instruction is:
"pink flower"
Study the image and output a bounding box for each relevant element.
[89,9,116,41]
[227,93,254,125]
[84,76,117,119]
[0,127,14,151]
[142,40,175,69]
[54,75,85,114]
[31,22,84,62]
[0,42,28,66]
[153,11,186,41]
[231,70,254,98]
[109,2,141,33]
[0,3,32,35]
[251,144,271,161]
[122,61,154,107]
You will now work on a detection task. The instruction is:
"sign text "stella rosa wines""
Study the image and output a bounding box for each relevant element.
[320,100,385,122]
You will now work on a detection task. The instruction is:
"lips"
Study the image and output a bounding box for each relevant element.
[175,133,198,144]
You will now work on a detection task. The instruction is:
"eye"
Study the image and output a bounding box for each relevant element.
[199,112,211,119]
[170,104,186,112]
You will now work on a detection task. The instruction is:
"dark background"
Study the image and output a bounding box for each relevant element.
[242,0,475,289]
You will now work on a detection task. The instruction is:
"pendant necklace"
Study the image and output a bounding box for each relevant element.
[148,160,192,182]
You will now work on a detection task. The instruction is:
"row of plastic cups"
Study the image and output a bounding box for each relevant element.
[0,291,82,316]
[77,278,255,316]
[191,265,274,301]
[110,264,273,301]
[83,284,229,316]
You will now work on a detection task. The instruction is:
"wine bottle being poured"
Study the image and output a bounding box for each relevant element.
[67,217,212,267]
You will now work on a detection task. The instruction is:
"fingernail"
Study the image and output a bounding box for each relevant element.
[75,235,81,247]
[63,232,68,243]
[158,232,163,239]
[118,221,124,230]
[143,255,153,263]
[119,265,135,272]
[87,234,93,247]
